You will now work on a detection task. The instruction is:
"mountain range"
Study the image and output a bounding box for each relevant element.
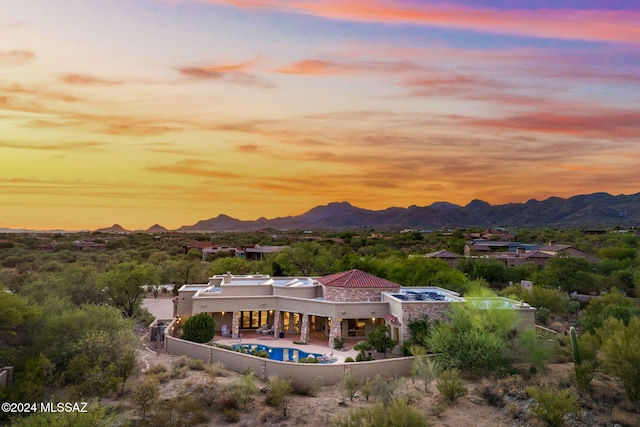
[173,192,640,232]
[3,192,639,234]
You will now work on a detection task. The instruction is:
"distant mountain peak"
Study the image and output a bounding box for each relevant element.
[145,224,169,233]
[429,201,461,209]
[94,224,130,233]
[465,199,492,209]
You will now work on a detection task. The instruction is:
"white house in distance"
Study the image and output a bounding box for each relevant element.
[174,269,535,348]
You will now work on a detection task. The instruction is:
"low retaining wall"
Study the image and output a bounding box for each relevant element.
[164,335,414,385]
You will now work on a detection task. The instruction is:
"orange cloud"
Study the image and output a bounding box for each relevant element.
[0,50,34,66]
[0,141,106,151]
[57,73,124,86]
[195,0,640,43]
[177,57,272,87]
[274,58,425,75]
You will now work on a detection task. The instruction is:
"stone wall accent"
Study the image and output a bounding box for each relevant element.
[273,310,282,336]
[400,302,453,341]
[300,314,309,343]
[329,316,342,348]
[324,287,399,302]
[231,310,240,336]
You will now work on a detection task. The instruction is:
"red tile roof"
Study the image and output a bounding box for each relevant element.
[318,269,401,289]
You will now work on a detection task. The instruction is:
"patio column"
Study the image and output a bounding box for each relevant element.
[299,313,310,344]
[329,316,342,349]
[273,311,281,337]
[231,311,240,336]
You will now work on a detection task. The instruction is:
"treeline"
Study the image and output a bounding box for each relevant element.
[1,227,639,424]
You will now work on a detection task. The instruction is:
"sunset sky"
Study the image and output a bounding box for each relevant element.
[1,1,639,230]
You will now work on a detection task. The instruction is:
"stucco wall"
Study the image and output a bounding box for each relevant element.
[164,335,415,385]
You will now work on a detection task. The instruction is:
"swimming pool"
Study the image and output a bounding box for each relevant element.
[232,343,327,363]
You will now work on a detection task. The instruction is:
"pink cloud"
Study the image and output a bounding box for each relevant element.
[195,1,640,43]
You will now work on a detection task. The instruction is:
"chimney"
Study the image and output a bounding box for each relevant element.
[549,240,556,246]
[517,247,526,257]
[223,271,232,284]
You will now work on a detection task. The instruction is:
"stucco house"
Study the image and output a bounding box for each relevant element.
[174,269,535,348]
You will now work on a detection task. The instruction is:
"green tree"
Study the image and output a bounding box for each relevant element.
[518,326,551,373]
[580,289,639,332]
[599,317,640,401]
[534,257,599,293]
[181,313,215,343]
[427,290,517,373]
[98,262,159,317]
[132,376,159,421]
[366,325,395,358]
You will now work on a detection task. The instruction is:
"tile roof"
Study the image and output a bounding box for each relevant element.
[425,249,460,258]
[318,269,401,289]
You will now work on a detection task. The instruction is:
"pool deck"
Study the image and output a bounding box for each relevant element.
[209,331,361,364]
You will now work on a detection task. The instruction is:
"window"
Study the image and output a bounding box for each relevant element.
[347,319,366,337]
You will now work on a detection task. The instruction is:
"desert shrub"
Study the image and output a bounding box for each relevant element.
[222,407,239,422]
[171,364,188,379]
[535,307,551,325]
[181,312,216,343]
[479,378,505,407]
[299,356,319,363]
[172,355,190,368]
[265,375,293,416]
[429,325,506,373]
[506,401,525,419]
[361,379,373,401]
[344,357,355,363]
[519,326,552,373]
[526,386,579,427]
[411,355,439,392]
[146,363,168,375]
[339,370,359,401]
[355,352,374,362]
[148,395,208,427]
[205,361,225,377]
[333,336,344,350]
[220,393,238,410]
[253,350,270,358]
[436,369,467,403]
[599,317,640,401]
[226,371,257,408]
[190,378,218,407]
[258,407,277,423]
[290,376,323,396]
[371,374,404,407]
[330,397,429,427]
[188,358,205,370]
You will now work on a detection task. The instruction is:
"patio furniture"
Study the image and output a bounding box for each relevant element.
[255,324,270,334]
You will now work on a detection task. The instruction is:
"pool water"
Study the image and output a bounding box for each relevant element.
[232,343,322,362]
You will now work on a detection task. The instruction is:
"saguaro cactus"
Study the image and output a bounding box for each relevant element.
[570,326,581,366]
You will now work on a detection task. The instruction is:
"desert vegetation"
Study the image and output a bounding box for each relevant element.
[1,227,639,425]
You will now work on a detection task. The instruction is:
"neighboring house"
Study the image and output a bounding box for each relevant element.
[463,240,599,267]
[175,269,535,348]
[424,249,461,266]
[185,241,287,261]
[72,240,107,250]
